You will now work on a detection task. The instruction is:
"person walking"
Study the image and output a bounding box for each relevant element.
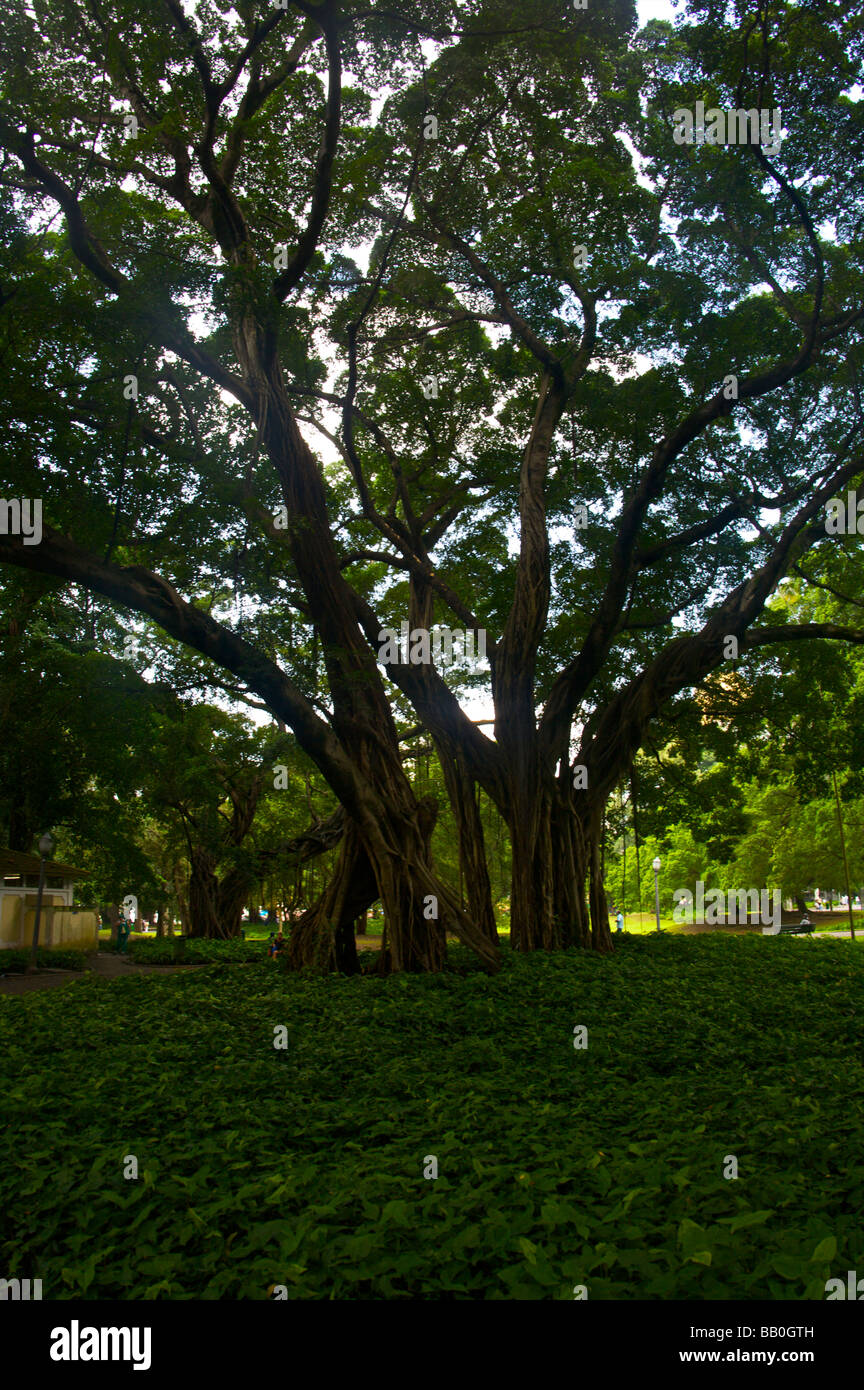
[115,911,131,955]
[615,908,624,933]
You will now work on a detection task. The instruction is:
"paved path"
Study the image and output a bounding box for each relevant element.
[0,952,205,996]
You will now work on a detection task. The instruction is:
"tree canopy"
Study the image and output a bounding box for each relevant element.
[1,0,863,971]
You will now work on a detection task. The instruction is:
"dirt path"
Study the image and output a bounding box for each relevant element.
[0,953,206,996]
[0,934,465,994]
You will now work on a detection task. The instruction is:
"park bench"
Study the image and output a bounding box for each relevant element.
[779,915,814,936]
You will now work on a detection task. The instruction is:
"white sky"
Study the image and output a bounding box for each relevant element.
[638,0,678,18]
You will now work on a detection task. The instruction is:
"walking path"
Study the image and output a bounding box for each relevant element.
[0,952,205,996]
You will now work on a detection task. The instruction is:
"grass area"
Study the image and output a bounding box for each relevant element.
[611,912,863,937]
[95,907,863,953]
[611,912,677,934]
[2,934,862,1299]
[98,927,275,946]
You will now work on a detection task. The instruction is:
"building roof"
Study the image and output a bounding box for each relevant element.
[0,848,90,880]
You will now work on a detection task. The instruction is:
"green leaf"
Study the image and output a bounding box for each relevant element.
[729,1210,774,1233]
[811,1236,837,1263]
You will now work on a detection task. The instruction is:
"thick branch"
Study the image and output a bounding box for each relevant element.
[744,623,864,647]
[578,450,864,802]
[273,18,342,300]
[0,526,359,807]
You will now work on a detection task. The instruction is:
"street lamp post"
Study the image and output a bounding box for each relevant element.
[652,855,662,932]
[26,831,55,974]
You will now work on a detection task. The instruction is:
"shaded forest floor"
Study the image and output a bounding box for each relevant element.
[1,934,861,1299]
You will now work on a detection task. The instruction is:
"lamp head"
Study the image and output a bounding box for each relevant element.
[652,856,661,873]
[38,832,55,858]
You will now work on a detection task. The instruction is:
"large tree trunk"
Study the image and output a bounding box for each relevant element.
[187,847,221,938]
[172,862,190,935]
[507,778,613,954]
[215,866,250,939]
[285,813,451,975]
[551,798,592,949]
[406,574,498,947]
[437,745,498,946]
[369,799,448,973]
[186,848,255,939]
[246,371,500,974]
[507,777,574,950]
[285,820,377,974]
[508,801,555,949]
[284,795,494,974]
[586,809,614,954]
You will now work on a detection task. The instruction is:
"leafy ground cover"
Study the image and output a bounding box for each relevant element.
[127,938,270,965]
[0,948,88,973]
[1,935,861,1299]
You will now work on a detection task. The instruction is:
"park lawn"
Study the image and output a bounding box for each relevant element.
[610,914,864,938]
[611,913,678,934]
[1,934,862,1300]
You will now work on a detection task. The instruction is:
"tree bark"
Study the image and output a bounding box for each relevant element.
[587,808,614,954]
[246,365,500,973]
[215,865,251,939]
[552,797,592,949]
[507,774,580,950]
[404,573,499,947]
[285,819,376,974]
[506,777,613,954]
[171,862,190,935]
[436,745,498,945]
[284,804,456,975]
[187,847,221,938]
[281,791,498,973]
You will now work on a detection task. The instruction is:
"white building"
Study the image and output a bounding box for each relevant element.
[0,848,98,951]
